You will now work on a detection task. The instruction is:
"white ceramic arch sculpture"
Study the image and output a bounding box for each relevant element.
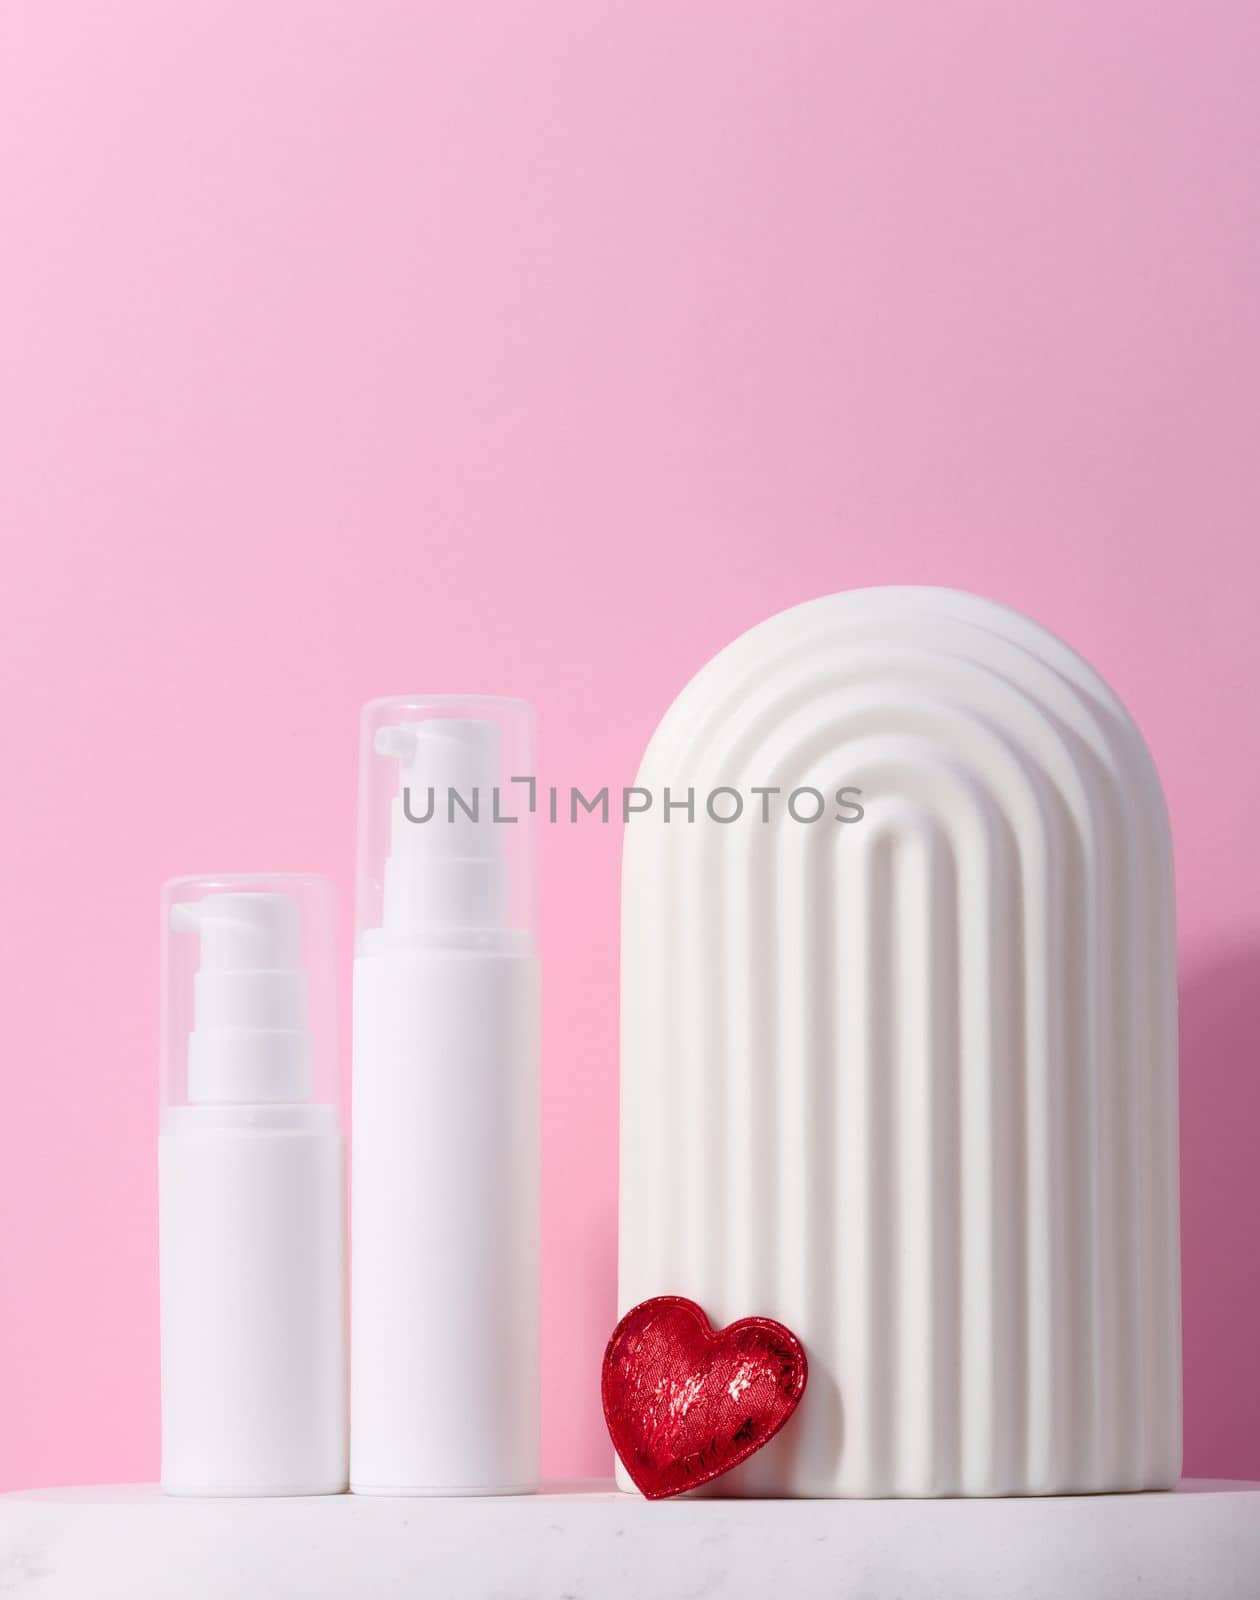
[618,587,1180,1498]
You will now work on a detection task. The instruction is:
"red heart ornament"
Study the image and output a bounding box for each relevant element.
[602,1295,808,1499]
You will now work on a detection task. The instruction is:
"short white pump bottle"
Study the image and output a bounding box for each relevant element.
[350,697,540,1495]
[159,875,347,1496]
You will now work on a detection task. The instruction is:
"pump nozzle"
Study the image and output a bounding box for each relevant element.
[171,893,302,970]
[376,719,502,848]
[375,718,509,939]
[173,892,313,1105]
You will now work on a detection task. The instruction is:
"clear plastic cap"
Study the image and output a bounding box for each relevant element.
[161,874,340,1120]
[356,695,537,954]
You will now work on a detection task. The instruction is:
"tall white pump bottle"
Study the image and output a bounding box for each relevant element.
[350,696,540,1495]
[159,875,346,1496]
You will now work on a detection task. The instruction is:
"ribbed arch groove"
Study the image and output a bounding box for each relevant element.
[619,588,1180,1498]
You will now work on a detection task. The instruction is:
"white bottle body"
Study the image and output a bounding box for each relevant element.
[159,1106,347,1496]
[350,946,540,1495]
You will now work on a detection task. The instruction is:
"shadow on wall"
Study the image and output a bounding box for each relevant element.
[1179,941,1260,1481]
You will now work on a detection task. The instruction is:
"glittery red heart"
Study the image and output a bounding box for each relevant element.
[602,1295,808,1499]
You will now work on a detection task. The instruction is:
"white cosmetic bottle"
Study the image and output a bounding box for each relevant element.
[350,697,540,1496]
[159,875,346,1496]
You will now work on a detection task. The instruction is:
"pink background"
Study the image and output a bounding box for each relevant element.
[2,2,1258,1489]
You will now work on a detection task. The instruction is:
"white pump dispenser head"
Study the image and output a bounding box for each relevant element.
[159,875,346,1497]
[172,892,313,1105]
[373,720,510,942]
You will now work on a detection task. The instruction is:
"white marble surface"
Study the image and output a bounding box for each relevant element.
[2,1479,1259,1598]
